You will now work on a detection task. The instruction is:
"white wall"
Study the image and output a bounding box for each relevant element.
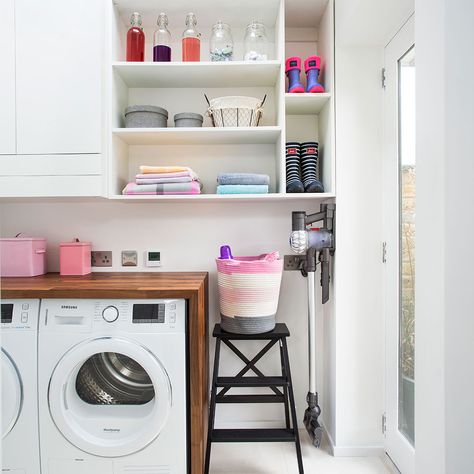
[416,0,474,472]
[333,0,414,457]
[333,46,385,454]
[415,0,445,471]
[0,199,329,430]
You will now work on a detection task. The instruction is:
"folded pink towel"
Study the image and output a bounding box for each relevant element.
[135,171,198,180]
[123,181,202,195]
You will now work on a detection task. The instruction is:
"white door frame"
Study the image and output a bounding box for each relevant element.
[383,14,415,474]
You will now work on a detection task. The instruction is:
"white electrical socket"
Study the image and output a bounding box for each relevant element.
[145,250,161,267]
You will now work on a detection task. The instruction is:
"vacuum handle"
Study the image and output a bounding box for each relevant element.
[320,248,330,304]
[307,271,317,394]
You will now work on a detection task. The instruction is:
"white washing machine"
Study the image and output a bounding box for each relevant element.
[1,299,41,474]
[38,299,187,474]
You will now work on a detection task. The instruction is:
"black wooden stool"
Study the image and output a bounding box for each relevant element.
[204,323,304,474]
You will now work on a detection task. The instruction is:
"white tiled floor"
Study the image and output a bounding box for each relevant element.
[209,430,393,474]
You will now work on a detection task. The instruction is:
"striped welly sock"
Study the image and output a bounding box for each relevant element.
[286,142,304,193]
[301,142,324,193]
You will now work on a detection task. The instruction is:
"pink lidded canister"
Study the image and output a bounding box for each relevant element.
[60,239,91,276]
[0,234,47,277]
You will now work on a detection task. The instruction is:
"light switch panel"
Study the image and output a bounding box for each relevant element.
[121,250,138,267]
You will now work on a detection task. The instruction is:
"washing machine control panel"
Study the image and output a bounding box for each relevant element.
[1,299,40,330]
[94,299,186,332]
[41,299,185,332]
[93,300,185,331]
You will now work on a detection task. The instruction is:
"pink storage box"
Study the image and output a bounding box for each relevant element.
[60,240,91,276]
[0,236,47,277]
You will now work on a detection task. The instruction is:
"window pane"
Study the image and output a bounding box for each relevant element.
[399,46,415,446]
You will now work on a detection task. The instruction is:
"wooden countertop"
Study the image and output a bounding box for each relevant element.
[1,272,209,474]
[0,272,208,299]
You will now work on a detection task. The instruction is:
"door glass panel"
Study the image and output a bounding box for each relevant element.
[398,46,415,446]
[76,352,155,405]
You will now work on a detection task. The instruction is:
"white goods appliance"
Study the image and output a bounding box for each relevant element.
[38,299,187,474]
[1,299,41,474]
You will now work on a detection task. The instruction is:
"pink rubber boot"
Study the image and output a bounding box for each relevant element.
[286,57,305,93]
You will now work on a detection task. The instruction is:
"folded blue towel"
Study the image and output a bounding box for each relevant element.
[217,185,269,195]
[217,173,270,186]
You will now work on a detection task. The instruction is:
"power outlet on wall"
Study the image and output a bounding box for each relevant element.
[91,251,113,267]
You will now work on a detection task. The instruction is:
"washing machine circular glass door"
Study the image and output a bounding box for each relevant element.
[1,348,23,438]
[48,337,171,457]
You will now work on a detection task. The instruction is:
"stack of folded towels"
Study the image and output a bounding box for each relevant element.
[216,173,270,194]
[122,166,202,196]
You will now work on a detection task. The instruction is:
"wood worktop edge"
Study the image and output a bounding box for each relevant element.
[0,272,209,299]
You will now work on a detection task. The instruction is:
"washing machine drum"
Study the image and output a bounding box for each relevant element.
[76,352,154,405]
[49,337,172,457]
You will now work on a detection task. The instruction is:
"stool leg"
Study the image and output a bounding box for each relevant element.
[282,337,304,474]
[204,338,221,474]
[279,339,291,429]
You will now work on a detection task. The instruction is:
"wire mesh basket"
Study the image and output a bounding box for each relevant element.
[205,94,266,127]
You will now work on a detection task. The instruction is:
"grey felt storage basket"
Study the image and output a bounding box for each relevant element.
[125,105,168,128]
[174,113,203,127]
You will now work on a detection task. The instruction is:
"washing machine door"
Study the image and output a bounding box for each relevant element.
[1,348,23,438]
[48,337,171,457]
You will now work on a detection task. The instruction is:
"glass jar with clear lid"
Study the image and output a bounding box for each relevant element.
[210,21,233,61]
[243,20,268,61]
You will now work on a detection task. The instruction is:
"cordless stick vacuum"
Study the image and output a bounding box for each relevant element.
[289,203,335,447]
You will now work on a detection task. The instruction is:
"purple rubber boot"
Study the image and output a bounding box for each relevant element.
[305,56,325,93]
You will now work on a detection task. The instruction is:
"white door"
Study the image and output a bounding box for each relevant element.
[383,15,415,474]
[0,0,16,154]
[48,337,171,457]
[15,0,102,155]
[1,349,23,438]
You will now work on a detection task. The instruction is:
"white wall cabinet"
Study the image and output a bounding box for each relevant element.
[0,0,16,155]
[0,0,104,197]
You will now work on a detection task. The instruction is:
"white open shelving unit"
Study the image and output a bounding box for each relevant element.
[112,61,281,87]
[107,0,335,201]
[112,127,282,145]
[285,92,331,114]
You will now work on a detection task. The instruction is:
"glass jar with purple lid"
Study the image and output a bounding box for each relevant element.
[153,12,172,62]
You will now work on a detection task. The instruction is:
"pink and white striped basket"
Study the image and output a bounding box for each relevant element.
[216,252,283,334]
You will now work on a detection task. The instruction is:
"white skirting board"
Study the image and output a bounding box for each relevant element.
[322,422,384,457]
